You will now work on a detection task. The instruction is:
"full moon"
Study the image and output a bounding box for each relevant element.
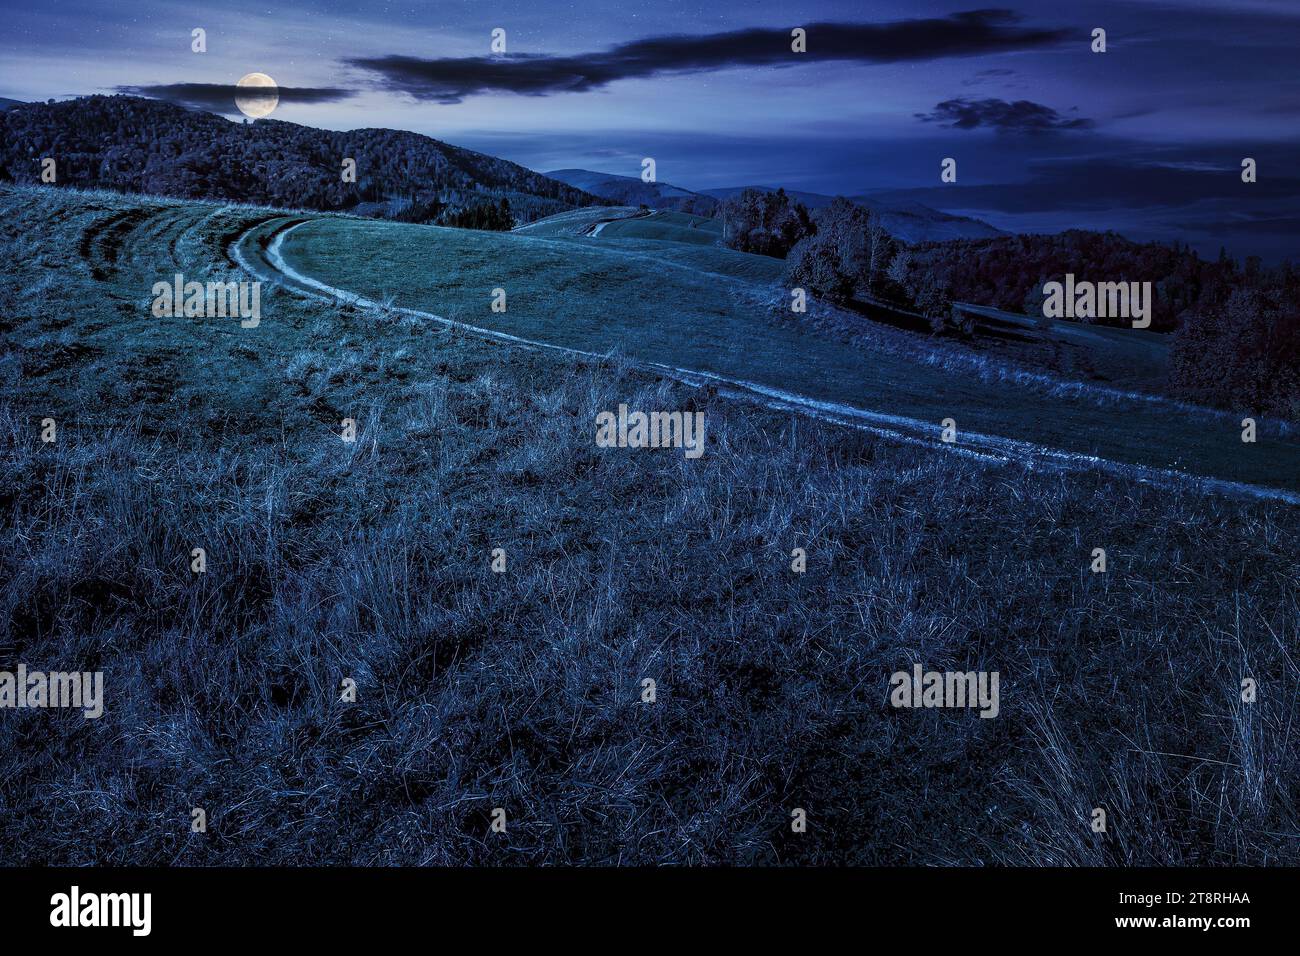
[234,73,279,119]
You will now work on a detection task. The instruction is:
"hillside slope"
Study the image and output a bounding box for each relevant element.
[0,94,597,223]
[3,185,1298,866]
[251,206,1300,495]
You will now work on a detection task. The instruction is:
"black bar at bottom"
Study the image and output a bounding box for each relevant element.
[0,866,1277,941]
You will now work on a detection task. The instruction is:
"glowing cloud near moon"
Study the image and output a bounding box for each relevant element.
[234,73,278,118]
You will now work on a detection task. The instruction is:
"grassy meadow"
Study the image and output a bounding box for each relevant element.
[269,213,1300,492]
[1,184,1297,865]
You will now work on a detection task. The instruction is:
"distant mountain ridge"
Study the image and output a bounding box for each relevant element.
[1,96,1004,241]
[544,168,719,215]
[0,95,598,224]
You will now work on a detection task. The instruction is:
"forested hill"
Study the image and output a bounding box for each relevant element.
[0,94,598,224]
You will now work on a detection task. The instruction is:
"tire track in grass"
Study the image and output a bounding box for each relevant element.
[232,217,1300,505]
[77,207,151,280]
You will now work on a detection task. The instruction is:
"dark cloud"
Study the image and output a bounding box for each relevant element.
[347,11,1072,104]
[916,97,1093,132]
[114,83,356,113]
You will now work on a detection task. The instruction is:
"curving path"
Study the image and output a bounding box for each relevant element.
[230,215,1300,505]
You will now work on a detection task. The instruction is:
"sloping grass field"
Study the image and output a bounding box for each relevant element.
[592,210,722,244]
[266,212,1300,493]
[956,302,1172,392]
[1,185,1298,865]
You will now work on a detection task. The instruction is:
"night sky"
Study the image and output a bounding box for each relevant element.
[3,0,1297,259]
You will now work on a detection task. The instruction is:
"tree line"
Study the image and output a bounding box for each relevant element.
[718,188,1299,419]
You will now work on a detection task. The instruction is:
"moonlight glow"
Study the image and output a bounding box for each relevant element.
[234,73,278,118]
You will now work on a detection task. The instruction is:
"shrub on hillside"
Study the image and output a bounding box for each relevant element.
[719,187,815,259]
[1171,287,1300,420]
[788,198,906,305]
[388,195,446,224]
[918,279,956,334]
[440,197,514,231]
[784,197,903,304]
